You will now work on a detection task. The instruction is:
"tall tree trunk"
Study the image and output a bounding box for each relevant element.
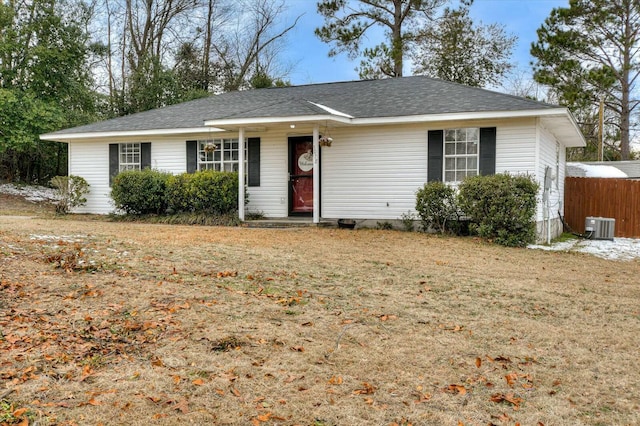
[392,0,403,77]
[620,0,632,160]
[203,0,214,91]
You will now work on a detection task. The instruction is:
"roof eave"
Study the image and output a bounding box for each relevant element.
[204,108,574,128]
[40,126,225,142]
[203,114,352,129]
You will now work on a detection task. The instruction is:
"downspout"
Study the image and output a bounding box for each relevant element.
[238,127,245,221]
[313,125,320,224]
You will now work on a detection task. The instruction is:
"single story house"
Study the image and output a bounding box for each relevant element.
[41,76,585,240]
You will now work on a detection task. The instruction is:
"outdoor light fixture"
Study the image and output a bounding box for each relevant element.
[290,124,296,129]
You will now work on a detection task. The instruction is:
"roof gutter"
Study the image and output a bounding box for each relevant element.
[40,107,585,147]
[40,126,225,142]
[203,107,575,128]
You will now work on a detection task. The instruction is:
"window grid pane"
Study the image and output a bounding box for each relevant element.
[197,138,247,173]
[119,143,141,172]
[443,127,479,182]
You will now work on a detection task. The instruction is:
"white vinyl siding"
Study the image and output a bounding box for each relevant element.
[495,118,537,175]
[150,139,186,173]
[67,117,550,220]
[537,122,565,222]
[245,130,288,217]
[69,135,207,214]
[69,142,113,214]
[321,125,427,219]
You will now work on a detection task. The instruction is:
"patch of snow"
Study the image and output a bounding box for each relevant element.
[528,237,640,261]
[30,234,86,243]
[566,162,628,178]
[0,183,60,202]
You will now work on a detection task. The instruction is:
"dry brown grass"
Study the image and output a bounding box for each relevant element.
[0,193,55,216]
[1,207,639,425]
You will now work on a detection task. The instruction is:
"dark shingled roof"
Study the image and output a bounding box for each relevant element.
[46,76,558,135]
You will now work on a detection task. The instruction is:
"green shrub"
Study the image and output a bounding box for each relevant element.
[400,210,416,232]
[111,169,172,215]
[187,170,238,214]
[50,175,90,214]
[111,169,240,218]
[415,181,459,233]
[166,173,194,213]
[457,173,539,247]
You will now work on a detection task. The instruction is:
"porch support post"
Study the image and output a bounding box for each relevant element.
[313,124,320,224]
[238,127,245,221]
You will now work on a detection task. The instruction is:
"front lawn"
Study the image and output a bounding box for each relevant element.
[1,215,638,425]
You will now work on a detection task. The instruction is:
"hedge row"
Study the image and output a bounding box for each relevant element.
[111,169,239,215]
[415,174,540,247]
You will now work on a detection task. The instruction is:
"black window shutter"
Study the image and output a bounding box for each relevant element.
[479,127,496,176]
[109,143,119,186]
[247,137,260,187]
[141,142,151,169]
[427,130,444,182]
[186,140,197,173]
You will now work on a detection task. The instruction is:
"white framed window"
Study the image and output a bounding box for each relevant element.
[197,138,247,172]
[444,128,479,182]
[119,143,141,172]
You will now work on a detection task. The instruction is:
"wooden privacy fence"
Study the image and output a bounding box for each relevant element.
[564,177,640,238]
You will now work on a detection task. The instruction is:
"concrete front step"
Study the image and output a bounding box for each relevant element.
[243,219,336,229]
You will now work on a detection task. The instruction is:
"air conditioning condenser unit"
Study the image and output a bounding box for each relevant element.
[585,217,615,240]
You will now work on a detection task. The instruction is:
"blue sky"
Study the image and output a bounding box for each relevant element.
[281,0,569,85]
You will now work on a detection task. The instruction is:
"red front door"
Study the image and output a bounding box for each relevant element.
[289,136,315,215]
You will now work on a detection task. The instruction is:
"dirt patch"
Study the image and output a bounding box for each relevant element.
[0,193,55,216]
[1,213,639,425]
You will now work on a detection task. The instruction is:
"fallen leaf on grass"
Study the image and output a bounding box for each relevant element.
[328,376,343,385]
[79,365,95,382]
[414,393,432,403]
[256,412,272,421]
[87,398,102,406]
[491,412,512,422]
[284,375,303,383]
[353,382,376,395]
[379,314,397,321]
[490,393,523,409]
[171,398,189,414]
[505,372,518,386]
[150,356,164,367]
[12,408,28,417]
[443,384,467,395]
[217,270,238,278]
[290,346,305,352]
[192,378,205,386]
[475,357,482,368]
